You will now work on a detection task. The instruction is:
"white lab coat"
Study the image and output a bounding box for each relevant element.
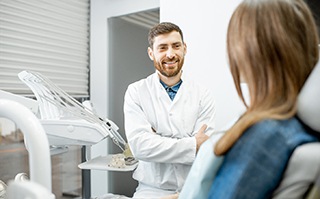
[124,71,216,198]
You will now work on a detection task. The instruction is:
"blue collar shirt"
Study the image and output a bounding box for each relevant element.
[160,79,183,101]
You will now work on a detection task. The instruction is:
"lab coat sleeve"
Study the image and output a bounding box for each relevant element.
[193,88,216,136]
[124,84,197,165]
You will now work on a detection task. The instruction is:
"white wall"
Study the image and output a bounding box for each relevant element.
[160,0,245,130]
[90,0,159,196]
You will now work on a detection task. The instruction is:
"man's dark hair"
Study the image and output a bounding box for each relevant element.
[148,22,184,48]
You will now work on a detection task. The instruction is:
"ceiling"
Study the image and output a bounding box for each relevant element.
[119,9,159,29]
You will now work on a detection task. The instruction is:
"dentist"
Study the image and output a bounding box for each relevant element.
[123,22,216,198]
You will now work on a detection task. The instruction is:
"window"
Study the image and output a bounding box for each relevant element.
[0,0,90,98]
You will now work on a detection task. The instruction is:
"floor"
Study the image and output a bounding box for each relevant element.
[0,131,82,199]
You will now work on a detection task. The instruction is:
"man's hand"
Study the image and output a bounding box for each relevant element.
[195,124,209,152]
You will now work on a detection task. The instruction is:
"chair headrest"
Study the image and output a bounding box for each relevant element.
[297,57,320,132]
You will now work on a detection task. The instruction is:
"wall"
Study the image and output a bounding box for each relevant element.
[160,0,245,130]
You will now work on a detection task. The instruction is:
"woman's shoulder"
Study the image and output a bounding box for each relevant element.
[244,117,318,146]
[250,117,305,134]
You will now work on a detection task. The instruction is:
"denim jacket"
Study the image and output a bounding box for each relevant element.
[208,117,319,199]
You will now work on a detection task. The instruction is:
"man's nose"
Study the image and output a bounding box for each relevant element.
[166,48,175,59]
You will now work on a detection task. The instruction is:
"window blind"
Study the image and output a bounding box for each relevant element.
[0,0,90,97]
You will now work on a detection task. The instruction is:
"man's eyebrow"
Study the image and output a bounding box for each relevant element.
[156,42,182,48]
[172,42,182,46]
[156,43,168,48]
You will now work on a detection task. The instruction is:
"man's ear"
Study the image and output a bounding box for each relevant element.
[147,47,154,60]
[184,42,187,55]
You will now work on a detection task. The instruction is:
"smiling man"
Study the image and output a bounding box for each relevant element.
[123,22,216,198]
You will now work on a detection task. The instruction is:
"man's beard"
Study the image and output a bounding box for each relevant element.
[154,57,184,78]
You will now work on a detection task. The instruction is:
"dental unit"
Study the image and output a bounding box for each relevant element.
[0,70,138,198]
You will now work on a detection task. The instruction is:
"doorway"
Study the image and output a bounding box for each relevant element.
[107,8,159,196]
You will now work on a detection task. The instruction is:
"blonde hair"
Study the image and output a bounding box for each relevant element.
[215,0,319,155]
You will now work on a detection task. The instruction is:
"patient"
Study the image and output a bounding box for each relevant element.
[209,0,320,198]
[165,0,320,199]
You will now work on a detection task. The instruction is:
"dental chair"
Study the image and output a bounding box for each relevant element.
[0,99,54,199]
[272,59,320,198]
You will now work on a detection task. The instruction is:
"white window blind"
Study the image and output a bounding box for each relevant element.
[0,0,90,97]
